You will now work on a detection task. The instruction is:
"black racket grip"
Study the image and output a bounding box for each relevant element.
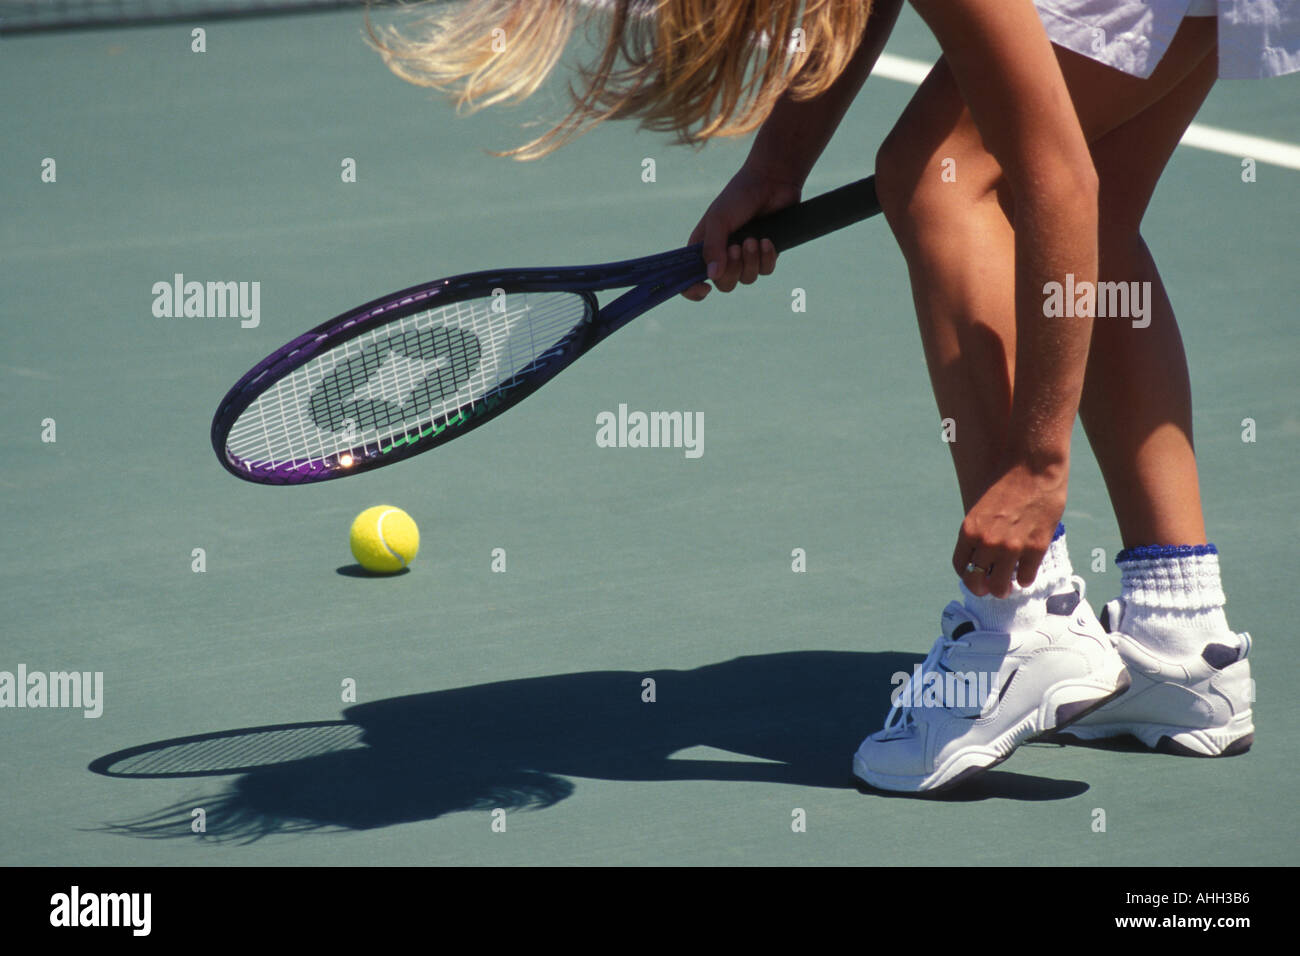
[726,175,880,253]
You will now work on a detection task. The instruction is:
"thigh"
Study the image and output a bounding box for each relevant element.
[1055,14,1218,144]
[1089,49,1219,238]
[879,13,1219,208]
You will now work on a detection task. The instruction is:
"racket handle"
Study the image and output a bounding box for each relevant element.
[727,175,880,253]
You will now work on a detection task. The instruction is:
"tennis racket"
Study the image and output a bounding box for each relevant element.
[212,175,881,484]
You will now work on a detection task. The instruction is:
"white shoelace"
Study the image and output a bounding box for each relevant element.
[880,633,971,735]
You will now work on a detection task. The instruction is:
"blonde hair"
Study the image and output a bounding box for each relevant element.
[367,0,873,160]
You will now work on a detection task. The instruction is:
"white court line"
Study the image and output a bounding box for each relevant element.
[874,53,934,86]
[873,53,1300,171]
[1178,125,1300,169]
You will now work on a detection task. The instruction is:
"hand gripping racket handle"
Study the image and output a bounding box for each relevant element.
[726,175,880,253]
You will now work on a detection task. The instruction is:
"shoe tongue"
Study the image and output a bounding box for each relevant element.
[940,601,981,640]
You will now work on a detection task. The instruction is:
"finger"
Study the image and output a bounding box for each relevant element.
[952,537,971,580]
[961,554,996,597]
[952,524,979,579]
[700,221,729,284]
[759,238,777,275]
[985,550,1017,600]
[1015,547,1047,589]
[681,282,711,302]
[739,237,761,285]
[713,242,743,293]
[956,548,982,595]
[954,533,992,596]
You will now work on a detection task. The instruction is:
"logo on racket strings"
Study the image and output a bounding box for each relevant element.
[309,325,483,434]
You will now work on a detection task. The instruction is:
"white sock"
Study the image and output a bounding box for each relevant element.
[961,524,1073,631]
[1116,544,1231,656]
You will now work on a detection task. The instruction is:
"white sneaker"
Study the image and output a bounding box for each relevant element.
[1055,597,1255,756]
[852,576,1130,793]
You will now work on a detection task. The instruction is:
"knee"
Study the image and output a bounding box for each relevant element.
[1098,215,1147,271]
[875,131,995,255]
[874,129,923,240]
[1095,168,1152,259]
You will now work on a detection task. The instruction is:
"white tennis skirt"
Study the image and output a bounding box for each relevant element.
[1034,0,1300,78]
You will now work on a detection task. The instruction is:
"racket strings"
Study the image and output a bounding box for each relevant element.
[224,291,588,472]
[305,324,483,434]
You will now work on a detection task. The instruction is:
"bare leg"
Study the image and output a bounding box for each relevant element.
[875,70,1011,514]
[1081,53,1219,547]
[874,18,1218,540]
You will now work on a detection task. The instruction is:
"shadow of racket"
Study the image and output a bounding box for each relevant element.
[88,720,368,778]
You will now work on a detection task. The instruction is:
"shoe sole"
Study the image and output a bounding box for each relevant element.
[853,667,1132,794]
[1057,709,1254,757]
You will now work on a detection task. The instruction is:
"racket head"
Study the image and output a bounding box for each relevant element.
[212,275,598,484]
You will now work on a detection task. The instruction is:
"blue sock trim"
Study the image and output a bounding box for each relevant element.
[1116,542,1218,564]
[1052,523,1065,542]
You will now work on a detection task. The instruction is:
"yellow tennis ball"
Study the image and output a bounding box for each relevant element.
[349,505,419,573]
